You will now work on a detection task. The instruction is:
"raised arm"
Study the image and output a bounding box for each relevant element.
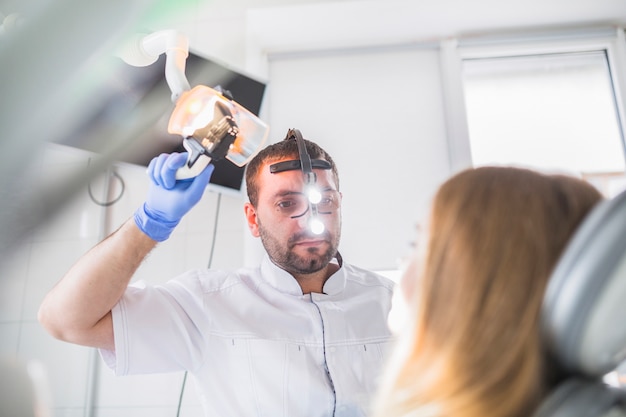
[38,153,213,351]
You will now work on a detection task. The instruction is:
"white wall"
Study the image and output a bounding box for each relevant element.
[257,46,452,270]
[0,145,102,417]
[0,144,247,417]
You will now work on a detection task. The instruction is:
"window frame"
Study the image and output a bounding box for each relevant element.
[440,27,626,174]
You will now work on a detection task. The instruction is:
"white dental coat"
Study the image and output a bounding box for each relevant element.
[101,254,394,417]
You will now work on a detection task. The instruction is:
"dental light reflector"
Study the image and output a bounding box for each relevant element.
[307,186,322,205]
[168,85,269,180]
[309,217,325,235]
[269,129,332,235]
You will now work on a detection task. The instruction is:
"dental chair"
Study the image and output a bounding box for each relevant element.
[535,188,626,417]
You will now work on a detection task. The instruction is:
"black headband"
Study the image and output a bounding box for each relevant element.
[268,128,331,174]
[269,159,332,173]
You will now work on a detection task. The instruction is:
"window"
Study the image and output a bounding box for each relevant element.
[444,29,626,197]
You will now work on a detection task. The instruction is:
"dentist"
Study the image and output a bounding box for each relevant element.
[39,129,394,417]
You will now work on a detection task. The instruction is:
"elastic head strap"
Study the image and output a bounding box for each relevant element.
[268,129,331,176]
[292,129,313,182]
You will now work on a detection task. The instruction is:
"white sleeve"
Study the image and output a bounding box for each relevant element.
[99,273,207,376]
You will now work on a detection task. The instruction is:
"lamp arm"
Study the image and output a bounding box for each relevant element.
[118,29,191,102]
[164,45,190,102]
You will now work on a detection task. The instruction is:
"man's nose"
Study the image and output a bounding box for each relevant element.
[294,206,312,230]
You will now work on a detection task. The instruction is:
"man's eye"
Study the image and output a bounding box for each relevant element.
[318,195,336,208]
[277,199,304,211]
[278,200,295,209]
[318,198,330,207]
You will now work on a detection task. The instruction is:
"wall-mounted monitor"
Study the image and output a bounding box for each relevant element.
[54,51,267,195]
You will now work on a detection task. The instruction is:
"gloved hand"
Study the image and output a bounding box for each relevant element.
[134,152,214,241]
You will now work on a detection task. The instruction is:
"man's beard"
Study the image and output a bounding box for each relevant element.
[258,226,340,275]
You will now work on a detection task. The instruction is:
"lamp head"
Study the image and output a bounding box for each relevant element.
[168,85,269,179]
[118,31,270,180]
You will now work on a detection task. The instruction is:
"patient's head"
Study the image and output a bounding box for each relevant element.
[374,166,602,417]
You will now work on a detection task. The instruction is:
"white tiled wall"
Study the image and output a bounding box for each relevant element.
[0,143,247,417]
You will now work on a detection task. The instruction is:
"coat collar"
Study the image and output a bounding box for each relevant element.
[260,252,346,296]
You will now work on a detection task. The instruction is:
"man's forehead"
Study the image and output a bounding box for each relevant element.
[262,156,294,170]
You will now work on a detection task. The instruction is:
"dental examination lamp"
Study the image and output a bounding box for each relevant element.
[119,30,269,179]
[270,129,332,235]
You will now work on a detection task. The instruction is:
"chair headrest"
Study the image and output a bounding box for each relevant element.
[532,378,625,417]
[542,189,626,377]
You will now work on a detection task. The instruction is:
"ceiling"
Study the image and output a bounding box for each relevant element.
[161,0,626,69]
[195,0,626,40]
[3,1,625,58]
[3,0,625,35]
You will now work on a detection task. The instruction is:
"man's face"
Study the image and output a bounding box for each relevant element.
[244,159,342,275]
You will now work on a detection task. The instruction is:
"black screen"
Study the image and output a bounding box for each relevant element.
[55,51,267,193]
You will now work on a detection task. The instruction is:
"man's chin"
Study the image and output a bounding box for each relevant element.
[294,247,326,263]
[289,251,335,273]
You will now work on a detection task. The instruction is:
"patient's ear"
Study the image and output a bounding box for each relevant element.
[400,224,425,302]
[400,267,414,302]
[244,202,260,237]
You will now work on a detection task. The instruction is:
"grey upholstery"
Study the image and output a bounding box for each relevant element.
[533,379,626,417]
[537,189,626,416]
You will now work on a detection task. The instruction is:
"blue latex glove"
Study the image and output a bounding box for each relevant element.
[134,152,214,241]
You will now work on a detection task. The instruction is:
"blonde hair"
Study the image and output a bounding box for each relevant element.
[372,166,602,417]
